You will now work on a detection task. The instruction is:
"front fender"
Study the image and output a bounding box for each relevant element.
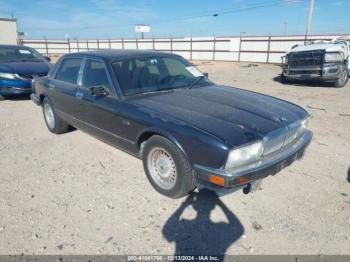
[136,124,230,169]
[123,101,231,169]
[136,127,189,161]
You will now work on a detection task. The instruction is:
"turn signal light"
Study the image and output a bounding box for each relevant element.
[208,174,225,186]
[233,175,251,185]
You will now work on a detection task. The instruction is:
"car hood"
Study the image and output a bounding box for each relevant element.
[131,85,308,147]
[0,61,51,74]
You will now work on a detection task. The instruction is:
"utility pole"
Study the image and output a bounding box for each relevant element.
[306,0,315,36]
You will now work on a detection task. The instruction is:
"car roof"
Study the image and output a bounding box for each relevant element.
[0,44,33,49]
[66,49,177,61]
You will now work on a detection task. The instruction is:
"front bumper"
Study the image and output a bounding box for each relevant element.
[194,130,312,190]
[0,78,32,96]
[282,64,342,81]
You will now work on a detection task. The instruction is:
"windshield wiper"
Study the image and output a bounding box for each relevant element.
[188,75,205,89]
[133,88,175,96]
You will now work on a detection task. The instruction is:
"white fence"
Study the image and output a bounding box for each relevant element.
[21,33,349,64]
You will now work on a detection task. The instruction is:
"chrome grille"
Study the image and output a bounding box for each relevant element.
[288,50,324,67]
[263,121,302,156]
[263,127,288,156]
[284,121,300,146]
[17,73,47,80]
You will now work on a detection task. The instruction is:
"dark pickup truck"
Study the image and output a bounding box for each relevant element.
[31,50,312,198]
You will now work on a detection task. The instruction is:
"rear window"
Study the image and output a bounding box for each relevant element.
[55,58,82,84]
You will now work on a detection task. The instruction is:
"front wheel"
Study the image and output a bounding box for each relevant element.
[142,135,195,198]
[334,65,348,88]
[280,72,290,84]
[42,97,69,134]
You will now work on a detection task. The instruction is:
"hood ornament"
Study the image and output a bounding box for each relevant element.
[274,116,287,122]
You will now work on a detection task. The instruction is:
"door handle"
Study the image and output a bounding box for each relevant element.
[76,91,84,99]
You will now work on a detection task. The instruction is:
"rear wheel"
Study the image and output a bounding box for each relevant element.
[42,97,69,134]
[142,135,195,198]
[334,65,348,88]
[0,95,4,101]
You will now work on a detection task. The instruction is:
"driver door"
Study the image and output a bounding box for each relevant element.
[75,58,128,146]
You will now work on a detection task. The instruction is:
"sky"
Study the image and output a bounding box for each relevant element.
[0,0,349,39]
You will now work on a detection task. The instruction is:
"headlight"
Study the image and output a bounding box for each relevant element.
[282,56,288,64]
[225,141,264,170]
[324,53,342,63]
[0,72,17,79]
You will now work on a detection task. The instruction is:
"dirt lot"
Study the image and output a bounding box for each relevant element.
[0,62,349,256]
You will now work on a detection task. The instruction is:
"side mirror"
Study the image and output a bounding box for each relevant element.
[89,85,109,97]
[44,56,51,62]
[203,72,209,77]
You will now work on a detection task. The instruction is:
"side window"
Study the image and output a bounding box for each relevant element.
[55,58,82,84]
[82,60,110,89]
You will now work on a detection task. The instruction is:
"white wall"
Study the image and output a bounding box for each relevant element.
[22,33,349,64]
[0,19,18,45]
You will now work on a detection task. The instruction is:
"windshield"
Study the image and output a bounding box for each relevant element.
[111,55,211,96]
[0,46,46,63]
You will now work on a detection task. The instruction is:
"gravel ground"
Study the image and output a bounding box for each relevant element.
[0,61,349,256]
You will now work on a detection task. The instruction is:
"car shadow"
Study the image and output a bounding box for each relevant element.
[162,189,244,258]
[273,74,337,88]
[0,94,31,101]
[347,167,350,183]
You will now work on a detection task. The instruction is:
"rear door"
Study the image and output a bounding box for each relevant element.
[48,57,83,120]
[75,58,130,146]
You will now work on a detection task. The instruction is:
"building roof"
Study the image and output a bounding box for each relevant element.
[0,17,17,22]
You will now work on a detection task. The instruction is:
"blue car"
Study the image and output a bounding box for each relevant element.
[0,45,51,99]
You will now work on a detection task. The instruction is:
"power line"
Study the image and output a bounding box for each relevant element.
[152,0,285,24]
[28,0,305,32]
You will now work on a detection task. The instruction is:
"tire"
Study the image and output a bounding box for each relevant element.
[334,64,348,88]
[280,73,290,84]
[42,97,69,134]
[142,135,195,198]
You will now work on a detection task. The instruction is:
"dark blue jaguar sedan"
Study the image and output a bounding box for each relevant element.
[31,50,312,198]
[0,45,51,100]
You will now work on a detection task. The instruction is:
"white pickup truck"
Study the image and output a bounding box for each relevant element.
[281,37,350,87]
